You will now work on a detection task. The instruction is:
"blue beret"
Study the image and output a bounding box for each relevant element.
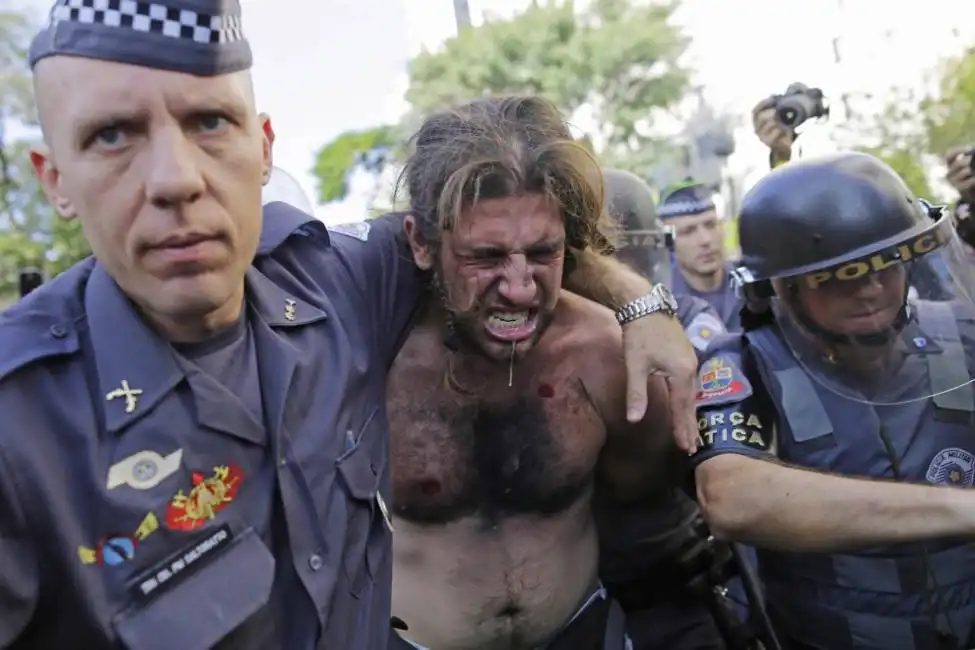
[29,0,252,76]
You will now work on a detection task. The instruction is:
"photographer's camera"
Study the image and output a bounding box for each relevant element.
[772,83,828,129]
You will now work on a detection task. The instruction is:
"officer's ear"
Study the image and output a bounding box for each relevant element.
[29,146,76,220]
[258,113,274,185]
[403,214,434,270]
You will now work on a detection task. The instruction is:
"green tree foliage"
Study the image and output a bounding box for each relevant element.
[921,47,975,158]
[309,0,693,202]
[406,0,691,169]
[309,125,398,204]
[1,9,37,125]
[845,87,935,200]
[0,8,90,301]
[843,46,975,201]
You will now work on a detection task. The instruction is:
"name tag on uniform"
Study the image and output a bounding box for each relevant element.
[129,524,234,603]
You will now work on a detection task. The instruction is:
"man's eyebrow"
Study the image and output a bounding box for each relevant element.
[72,108,147,142]
[169,94,250,121]
[464,239,564,255]
[527,240,563,251]
[71,95,250,141]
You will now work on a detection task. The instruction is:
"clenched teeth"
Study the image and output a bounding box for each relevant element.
[487,311,529,328]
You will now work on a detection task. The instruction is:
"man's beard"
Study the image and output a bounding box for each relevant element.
[432,269,549,362]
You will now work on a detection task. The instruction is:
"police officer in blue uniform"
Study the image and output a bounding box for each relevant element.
[691,151,975,650]
[660,181,742,331]
[604,168,728,350]
[600,168,728,649]
[0,2,702,648]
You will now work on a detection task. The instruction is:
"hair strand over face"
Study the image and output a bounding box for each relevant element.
[396,95,616,259]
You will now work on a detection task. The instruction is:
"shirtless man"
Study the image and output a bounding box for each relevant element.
[387,96,677,650]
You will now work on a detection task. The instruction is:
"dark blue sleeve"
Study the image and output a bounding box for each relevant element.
[329,214,425,367]
[689,337,778,469]
[0,441,37,646]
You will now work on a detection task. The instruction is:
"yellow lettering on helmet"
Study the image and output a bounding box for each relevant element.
[913,233,938,255]
[897,243,914,262]
[833,262,870,281]
[801,226,949,290]
[804,271,834,289]
[869,252,900,273]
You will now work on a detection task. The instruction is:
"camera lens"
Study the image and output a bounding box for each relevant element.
[775,101,808,129]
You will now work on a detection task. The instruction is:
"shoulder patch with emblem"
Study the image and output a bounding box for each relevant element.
[327,221,371,242]
[686,312,725,351]
[695,354,752,407]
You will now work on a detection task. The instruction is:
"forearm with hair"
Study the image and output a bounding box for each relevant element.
[564,248,652,310]
[698,454,975,553]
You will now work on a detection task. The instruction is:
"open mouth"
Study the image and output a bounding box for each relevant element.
[484,310,538,342]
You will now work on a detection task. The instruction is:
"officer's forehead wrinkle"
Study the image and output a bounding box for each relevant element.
[37,58,255,130]
[671,210,717,231]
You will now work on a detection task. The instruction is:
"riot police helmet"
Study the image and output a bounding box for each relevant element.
[603,168,672,284]
[734,151,975,404]
[262,166,315,215]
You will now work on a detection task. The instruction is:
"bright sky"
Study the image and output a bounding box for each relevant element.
[12,0,975,223]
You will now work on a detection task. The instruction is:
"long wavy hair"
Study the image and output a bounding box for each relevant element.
[397,95,616,260]
[395,95,616,394]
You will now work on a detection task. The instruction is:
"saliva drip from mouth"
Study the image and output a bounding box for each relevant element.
[508,340,515,387]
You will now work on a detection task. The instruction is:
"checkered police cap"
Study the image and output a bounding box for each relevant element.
[29,0,252,76]
[657,180,716,221]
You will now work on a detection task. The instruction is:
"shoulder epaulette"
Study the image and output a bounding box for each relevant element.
[0,261,92,381]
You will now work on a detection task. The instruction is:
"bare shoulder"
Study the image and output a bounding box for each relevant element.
[547,291,626,407]
[550,290,622,351]
[549,292,670,435]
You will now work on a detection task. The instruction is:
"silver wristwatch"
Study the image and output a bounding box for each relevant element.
[615,283,678,326]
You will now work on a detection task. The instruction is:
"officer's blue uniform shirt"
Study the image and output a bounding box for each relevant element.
[689,301,975,650]
[671,261,742,331]
[658,181,742,331]
[0,204,421,649]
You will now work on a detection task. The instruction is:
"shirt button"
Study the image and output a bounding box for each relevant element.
[49,324,67,339]
[308,554,323,571]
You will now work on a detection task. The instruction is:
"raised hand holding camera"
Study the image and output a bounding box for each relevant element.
[946,145,975,203]
[752,83,827,168]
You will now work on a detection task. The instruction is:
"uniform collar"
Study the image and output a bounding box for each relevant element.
[244,266,327,329]
[258,201,330,255]
[86,263,326,435]
[86,263,186,434]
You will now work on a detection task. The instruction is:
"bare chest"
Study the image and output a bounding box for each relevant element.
[388,345,605,526]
